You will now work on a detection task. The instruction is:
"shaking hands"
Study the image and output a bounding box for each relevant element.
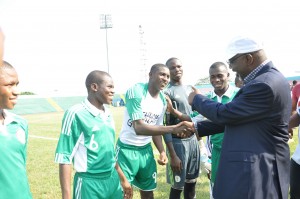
[172,121,195,138]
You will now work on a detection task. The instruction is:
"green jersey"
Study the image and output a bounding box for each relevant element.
[119,83,167,146]
[0,110,32,199]
[55,99,116,174]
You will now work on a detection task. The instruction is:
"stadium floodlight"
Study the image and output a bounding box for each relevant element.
[100,14,113,74]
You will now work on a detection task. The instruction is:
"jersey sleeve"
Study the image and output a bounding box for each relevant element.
[54,108,82,164]
[125,84,145,121]
[16,116,29,161]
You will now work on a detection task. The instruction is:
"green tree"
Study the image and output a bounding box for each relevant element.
[20,91,35,95]
[195,76,210,85]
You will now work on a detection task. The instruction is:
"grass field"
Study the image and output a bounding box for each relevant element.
[23,106,298,199]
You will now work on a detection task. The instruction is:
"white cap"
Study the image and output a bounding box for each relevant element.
[226,35,263,60]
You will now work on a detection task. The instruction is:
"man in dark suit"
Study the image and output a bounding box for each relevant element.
[187,36,292,199]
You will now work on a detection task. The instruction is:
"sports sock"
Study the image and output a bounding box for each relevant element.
[184,182,196,199]
[169,187,182,199]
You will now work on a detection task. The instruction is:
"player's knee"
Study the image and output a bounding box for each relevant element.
[185,178,197,183]
[171,185,184,190]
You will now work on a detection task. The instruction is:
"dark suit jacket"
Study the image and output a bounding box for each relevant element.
[193,62,291,199]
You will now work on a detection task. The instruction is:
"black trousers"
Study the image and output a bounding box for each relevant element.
[290,158,300,199]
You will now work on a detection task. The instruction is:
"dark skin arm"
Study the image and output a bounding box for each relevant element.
[164,95,188,171]
[132,119,193,137]
[115,163,133,199]
[59,164,72,199]
[152,136,168,165]
[289,112,300,129]
[165,95,192,122]
[165,141,182,172]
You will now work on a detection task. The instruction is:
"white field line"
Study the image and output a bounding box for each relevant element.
[28,135,160,155]
[29,135,58,141]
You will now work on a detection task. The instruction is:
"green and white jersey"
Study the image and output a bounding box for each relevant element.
[0,110,32,199]
[119,83,167,146]
[55,99,116,174]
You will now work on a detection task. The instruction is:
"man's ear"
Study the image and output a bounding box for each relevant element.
[91,83,98,91]
[246,53,254,65]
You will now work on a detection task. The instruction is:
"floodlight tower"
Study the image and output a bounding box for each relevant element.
[139,25,148,82]
[100,14,113,73]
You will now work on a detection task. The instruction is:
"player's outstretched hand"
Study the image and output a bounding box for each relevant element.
[188,86,202,106]
[173,121,195,138]
[157,151,168,165]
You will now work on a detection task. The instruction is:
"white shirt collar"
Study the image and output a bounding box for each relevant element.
[210,84,237,99]
[83,98,108,117]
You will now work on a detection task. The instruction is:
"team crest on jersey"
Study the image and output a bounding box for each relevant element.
[15,128,26,144]
[175,175,181,182]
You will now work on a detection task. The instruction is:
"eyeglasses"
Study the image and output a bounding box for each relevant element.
[226,54,246,65]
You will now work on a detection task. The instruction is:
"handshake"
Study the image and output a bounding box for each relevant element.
[171,121,196,138]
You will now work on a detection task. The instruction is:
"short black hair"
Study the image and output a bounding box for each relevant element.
[85,70,110,91]
[149,63,168,74]
[209,62,227,70]
[165,57,179,67]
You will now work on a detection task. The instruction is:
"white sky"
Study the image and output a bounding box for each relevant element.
[0,0,299,96]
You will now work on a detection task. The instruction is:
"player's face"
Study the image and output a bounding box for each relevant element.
[209,66,229,94]
[168,59,183,82]
[0,67,20,110]
[95,75,115,105]
[151,67,170,91]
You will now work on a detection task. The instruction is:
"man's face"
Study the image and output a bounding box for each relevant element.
[209,66,229,93]
[228,53,251,79]
[94,75,115,105]
[150,67,170,91]
[168,59,183,82]
[0,67,20,109]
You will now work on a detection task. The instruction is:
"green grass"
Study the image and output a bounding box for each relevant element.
[24,107,298,199]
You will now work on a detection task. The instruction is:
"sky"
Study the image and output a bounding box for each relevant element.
[0,0,299,96]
